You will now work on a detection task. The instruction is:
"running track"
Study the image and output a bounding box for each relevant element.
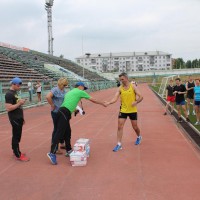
[0,84,200,200]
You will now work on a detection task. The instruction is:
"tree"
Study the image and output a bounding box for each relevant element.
[174,58,185,69]
[185,60,192,68]
[59,54,64,59]
[192,59,198,68]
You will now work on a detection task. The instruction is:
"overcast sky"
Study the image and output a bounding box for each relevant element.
[0,0,199,61]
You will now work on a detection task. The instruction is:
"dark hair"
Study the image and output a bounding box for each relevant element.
[119,72,128,78]
[175,78,181,81]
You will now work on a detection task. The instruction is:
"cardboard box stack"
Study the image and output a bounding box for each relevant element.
[70,138,90,167]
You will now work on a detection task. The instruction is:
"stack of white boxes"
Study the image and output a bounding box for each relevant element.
[70,138,90,167]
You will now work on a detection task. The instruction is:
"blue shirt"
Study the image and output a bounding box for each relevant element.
[194,86,200,101]
[51,87,66,112]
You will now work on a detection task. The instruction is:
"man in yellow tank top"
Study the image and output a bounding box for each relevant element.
[106,72,143,152]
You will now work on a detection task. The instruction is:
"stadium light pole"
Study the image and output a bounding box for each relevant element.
[81,35,85,79]
[45,0,54,55]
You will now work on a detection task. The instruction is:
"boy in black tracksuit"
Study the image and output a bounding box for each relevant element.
[5,77,30,161]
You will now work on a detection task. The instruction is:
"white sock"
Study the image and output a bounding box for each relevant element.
[117,142,121,146]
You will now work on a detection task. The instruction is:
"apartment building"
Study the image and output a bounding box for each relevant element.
[75,51,172,72]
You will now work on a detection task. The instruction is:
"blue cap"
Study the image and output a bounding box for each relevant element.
[11,77,22,85]
[75,81,88,90]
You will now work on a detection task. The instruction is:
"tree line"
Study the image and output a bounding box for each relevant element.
[173,58,200,69]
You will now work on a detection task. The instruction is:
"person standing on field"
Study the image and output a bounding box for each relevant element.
[164,79,175,115]
[194,79,200,125]
[173,78,190,123]
[27,79,33,102]
[5,77,30,162]
[186,75,195,115]
[46,78,69,154]
[47,82,107,165]
[106,72,143,152]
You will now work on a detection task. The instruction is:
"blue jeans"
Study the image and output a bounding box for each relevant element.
[29,90,32,101]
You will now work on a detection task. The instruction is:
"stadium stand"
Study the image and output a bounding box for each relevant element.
[0,46,107,82]
[0,54,46,82]
[30,50,107,81]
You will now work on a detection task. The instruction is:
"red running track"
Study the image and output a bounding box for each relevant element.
[0,84,200,200]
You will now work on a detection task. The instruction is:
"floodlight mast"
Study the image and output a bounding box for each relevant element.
[45,0,54,55]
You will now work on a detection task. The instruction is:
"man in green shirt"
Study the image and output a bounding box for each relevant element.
[47,82,107,165]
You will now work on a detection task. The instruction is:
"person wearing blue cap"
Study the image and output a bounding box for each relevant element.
[5,77,30,162]
[47,81,107,165]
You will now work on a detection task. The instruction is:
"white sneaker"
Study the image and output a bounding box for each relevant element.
[194,121,200,125]
[192,111,196,115]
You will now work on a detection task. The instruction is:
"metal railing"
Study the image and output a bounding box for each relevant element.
[0,80,116,113]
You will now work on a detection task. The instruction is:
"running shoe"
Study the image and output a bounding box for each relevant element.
[13,153,26,157]
[177,117,183,123]
[163,112,167,115]
[113,144,122,152]
[135,136,142,145]
[16,154,30,162]
[65,149,73,157]
[186,118,191,123]
[194,121,200,125]
[192,111,196,115]
[47,153,57,165]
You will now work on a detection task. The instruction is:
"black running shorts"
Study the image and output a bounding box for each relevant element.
[118,112,137,120]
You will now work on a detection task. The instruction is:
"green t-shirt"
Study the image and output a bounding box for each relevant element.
[61,88,91,113]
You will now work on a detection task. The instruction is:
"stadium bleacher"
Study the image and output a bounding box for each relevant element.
[0,53,46,82]
[0,46,108,82]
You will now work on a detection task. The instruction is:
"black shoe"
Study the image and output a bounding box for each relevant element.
[178,117,183,123]
[186,118,191,123]
[163,112,167,115]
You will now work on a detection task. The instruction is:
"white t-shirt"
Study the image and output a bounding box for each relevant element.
[36,84,42,92]
[28,82,33,91]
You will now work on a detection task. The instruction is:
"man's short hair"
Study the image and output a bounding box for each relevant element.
[119,72,128,78]
[175,78,181,81]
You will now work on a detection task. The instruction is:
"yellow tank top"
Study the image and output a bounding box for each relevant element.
[120,84,137,113]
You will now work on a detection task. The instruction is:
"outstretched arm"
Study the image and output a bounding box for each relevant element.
[106,88,120,106]
[88,97,107,107]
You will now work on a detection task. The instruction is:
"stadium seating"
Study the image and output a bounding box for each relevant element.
[0,46,107,82]
[0,53,46,82]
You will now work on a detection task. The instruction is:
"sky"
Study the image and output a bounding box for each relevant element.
[0,0,199,61]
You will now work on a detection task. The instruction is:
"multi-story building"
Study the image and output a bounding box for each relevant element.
[75,51,172,72]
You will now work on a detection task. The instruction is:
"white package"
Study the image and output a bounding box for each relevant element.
[71,160,87,167]
[70,151,87,162]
